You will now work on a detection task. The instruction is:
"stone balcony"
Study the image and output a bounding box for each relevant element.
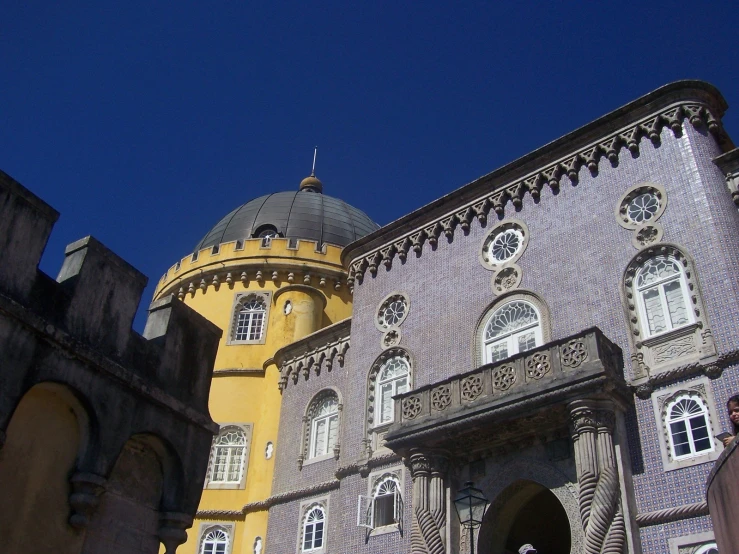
[385,327,630,456]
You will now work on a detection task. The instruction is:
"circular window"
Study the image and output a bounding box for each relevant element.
[375,293,410,331]
[480,219,529,270]
[616,183,667,230]
[489,229,523,263]
[627,192,660,224]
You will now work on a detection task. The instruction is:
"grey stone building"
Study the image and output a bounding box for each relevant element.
[0,171,221,554]
[265,81,739,554]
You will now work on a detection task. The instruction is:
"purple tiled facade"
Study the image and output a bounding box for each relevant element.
[267,83,739,553]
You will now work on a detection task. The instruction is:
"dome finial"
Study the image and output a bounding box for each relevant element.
[300,146,323,193]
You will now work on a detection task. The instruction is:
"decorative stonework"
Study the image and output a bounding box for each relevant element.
[402,396,422,420]
[381,328,401,349]
[460,374,484,402]
[632,223,664,249]
[374,291,410,331]
[615,182,668,230]
[491,264,522,295]
[346,99,727,287]
[714,147,739,206]
[479,219,529,270]
[492,365,516,391]
[525,351,551,380]
[622,244,716,381]
[560,339,588,369]
[430,385,452,411]
[275,320,350,391]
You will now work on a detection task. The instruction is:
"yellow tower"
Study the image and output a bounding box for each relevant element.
[153,173,377,554]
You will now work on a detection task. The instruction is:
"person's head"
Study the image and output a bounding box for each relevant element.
[727,394,739,433]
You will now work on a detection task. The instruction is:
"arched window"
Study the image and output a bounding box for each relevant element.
[482,300,542,364]
[666,395,713,460]
[634,255,692,337]
[694,543,718,554]
[209,427,247,484]
[302,505,326,552]
[233,295,267,342]
[200,527,230,554]
[373,475,401,528]
[309,394,339,459]
[376,356,410,425]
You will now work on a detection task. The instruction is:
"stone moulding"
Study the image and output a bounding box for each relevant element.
[273,318,351,391]
[342,82,732,287]
[635,500,709,527]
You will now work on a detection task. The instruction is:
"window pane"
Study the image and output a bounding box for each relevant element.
[664,280,689,328]
[396,377,408,395]
[314,419,327,456]
[380,383,393,423]
[517,332,536,353]
[227,446,244,481]
[374,494,396,527]
[215,545,226,554]
[642,287,666,334]
[303,526,313,550]
[485,302,538,340]
[689,415,711,452]
[327,414,338,452]
[314,522,324,546]
[488,341,508,363]
[670,421,691,456]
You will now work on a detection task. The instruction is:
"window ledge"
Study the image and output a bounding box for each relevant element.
[370,523,400,537]
[204,481,245,490]
[664,448,721,472]
[302,453,336,467]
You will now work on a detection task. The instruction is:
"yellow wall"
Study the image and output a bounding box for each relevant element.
[154,238,352,554]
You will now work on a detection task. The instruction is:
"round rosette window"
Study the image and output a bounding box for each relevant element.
[616,183,667,230]
[375,292,410,332]
[479,219,529,270]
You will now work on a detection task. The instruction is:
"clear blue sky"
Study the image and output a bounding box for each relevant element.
[2,1,737,330]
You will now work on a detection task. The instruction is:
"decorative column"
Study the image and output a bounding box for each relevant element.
[407,449,450,554]
[569,400,626,554]
[158,512,193,554]
[68,472,106,529]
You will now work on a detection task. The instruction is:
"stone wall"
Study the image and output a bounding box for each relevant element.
[0,170,222,554]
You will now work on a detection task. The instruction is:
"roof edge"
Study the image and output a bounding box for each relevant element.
[341,80,730,268]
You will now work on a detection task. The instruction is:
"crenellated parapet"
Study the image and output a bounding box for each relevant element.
[154,237,351,301]
[0,170,222,551]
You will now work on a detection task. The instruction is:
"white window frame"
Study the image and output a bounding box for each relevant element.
[482,301,543,364]
[309,398,339,459]
[358,468,404,535]
[197,524,234,554]
[634,256,694,339]
[228,292,272,345]
[205,424,252,490]
[665,394,714,461]
[375,357,410,426]
[668,531,717,554]
[651,377,722,472]
[296,497,329,554]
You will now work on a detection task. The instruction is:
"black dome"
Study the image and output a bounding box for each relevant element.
[194,190,379,251]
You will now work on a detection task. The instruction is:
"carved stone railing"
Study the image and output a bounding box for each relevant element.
[390,328,624,431]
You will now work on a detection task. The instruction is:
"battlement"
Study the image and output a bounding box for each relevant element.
[154,237,351,300]
[0,170,222,411]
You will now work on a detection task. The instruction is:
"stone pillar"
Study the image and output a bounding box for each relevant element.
[159,512,193,554]
[569,400,626,554]
[274,285,326,343]
[407,449,450,554]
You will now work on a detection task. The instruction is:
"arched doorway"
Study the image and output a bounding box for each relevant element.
[478,480,571,554]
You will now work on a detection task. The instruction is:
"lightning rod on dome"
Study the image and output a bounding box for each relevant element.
[312,146,318,176]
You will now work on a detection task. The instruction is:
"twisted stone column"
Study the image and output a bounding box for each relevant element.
[407,449,450,554]
[569,401,625,554]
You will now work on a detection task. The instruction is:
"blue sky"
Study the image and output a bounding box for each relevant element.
[2,2,737,330]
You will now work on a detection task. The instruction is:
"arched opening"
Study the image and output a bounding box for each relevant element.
[83,435,166,553]
[0,383,89,553]
[478,480,571,554]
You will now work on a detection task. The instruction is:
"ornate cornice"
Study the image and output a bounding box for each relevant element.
[274,318,351,392]
[635,500,708,527]
[195,509,243,521]
[342,82,732,288]
[335,451,402,479]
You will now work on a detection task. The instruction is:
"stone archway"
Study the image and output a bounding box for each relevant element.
[478,480,570,554]
[472,459,583,554]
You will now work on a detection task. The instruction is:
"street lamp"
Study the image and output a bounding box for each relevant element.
[453,481,489,554]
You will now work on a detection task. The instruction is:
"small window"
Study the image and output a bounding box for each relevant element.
[635,256,692,337]
[666,395,714,460]
[233,295,267,342]
[302,505,325,552]
[488,228,524,263]
[211,244,220,255]
[373,476,401,527]
[310,396,339,459]
[482,301,542,364]
[375,293,410,330]
[200,527,230,554]
[376,356,410,425]
[209,427,247,484]
[626,192,660,224]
